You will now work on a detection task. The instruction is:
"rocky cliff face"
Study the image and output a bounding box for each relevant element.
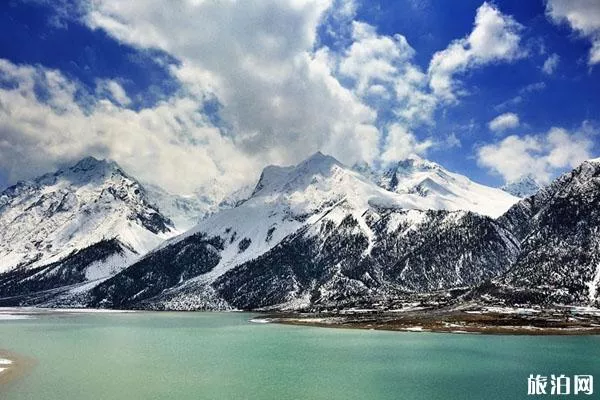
[500,174,542,198]
[474,159,600,306]
[0,157,175,303]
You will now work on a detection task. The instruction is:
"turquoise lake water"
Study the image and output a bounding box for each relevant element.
[0,311,598,399]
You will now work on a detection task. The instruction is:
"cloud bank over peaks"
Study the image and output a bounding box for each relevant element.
[477,125,594,183]
[83,0,380,168]
[0,1,534,195]
[0,58,258,194]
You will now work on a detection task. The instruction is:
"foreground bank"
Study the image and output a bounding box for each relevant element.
[259,305,600,335]
[0,349,35,386]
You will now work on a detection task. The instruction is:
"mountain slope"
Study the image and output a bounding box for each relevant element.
[0,157,175,301]
[500,174,542,198]
[471,159,600,306]
[87,152,520,310]
[357,156,519,218]
[144,182,253,232]
[213,208,517,310]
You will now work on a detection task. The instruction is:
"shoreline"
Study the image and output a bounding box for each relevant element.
[257,308,600,336]
[0,349,36,387]
[3,305,600,336]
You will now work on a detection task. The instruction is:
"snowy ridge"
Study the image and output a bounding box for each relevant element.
[357,155,520,218]
[0,157,175,274]
[6,151,596,311]
[154,152,452,284]
[114,151,522,311]
[481,158,600,306]
[500,174,542,198]
[144,182,254,232]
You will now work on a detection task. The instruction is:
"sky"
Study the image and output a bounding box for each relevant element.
[0,0,599,194]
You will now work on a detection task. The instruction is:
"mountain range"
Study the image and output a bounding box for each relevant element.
[0,152,598,311]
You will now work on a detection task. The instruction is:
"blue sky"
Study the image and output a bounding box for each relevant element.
[0,0,599,193]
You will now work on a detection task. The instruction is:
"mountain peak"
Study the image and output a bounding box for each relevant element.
[49,156,128,186]
[69,156,122,175]
[71,156,116,171]
[501,174,542,198]
[251,152,342,197]
[301,151,340,168]
[391,155,441,174]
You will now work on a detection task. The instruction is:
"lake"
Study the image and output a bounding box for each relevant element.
[0,311,598,399]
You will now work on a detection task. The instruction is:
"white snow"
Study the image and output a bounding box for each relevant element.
[0,152,528,310]
[587,263,600,302]
[144,182,253,231]
[84,249,138,281]
[362,155,520,217]
[0,157,176,274]
[0,358,13,374]
[145,152,523,292]
[403,326,425,331]
[500,174,542,198]
[249,318,271,324]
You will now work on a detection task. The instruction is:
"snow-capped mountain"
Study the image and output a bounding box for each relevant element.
[4,151,599,312]
[500,174,542,198]
[0,157,175,302]
[144,182,253,231]
[84,152,520,310]
[472,158,600,306]
[356,155,520,218]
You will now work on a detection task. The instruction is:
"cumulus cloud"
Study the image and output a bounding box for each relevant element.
[339,21,415,97]
[428,2,524,102]
[542,53,560,74]
[337,3,525,159]
[82,0,381,167]
[0,59,257,193]
[545,0,600,65]
[488,112,520,133]
[477,126,594,183]
[95,79,131,106]
[380,124,433,164]
[0,1,532,193]
[0,0,386,193]
[338,21,436,126]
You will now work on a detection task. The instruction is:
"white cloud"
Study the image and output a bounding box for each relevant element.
[546,0,600,65]
[0,1,539,192]
[445,133,462,149]
[542,53,560,74]
[428,2,524,102]
[339,21,416,96]
[380,124,433,164]
[337,21,437,127]
[82,0,380,168]
[0,0,390,193]
[96,79,131,106]
[0,59,257,193]
[488,112,520,133]
[477,127,594,183]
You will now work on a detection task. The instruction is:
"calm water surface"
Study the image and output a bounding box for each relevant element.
[0,312,598,400]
